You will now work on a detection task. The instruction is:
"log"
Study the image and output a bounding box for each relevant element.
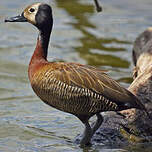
[76,28,152,145]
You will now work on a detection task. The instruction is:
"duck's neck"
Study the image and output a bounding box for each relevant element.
[33,28,51,61]
[28,27,52,80]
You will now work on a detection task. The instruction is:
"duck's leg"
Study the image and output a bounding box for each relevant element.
[93,0,102,12]
[80,121,92,146]
[92,113,103,135]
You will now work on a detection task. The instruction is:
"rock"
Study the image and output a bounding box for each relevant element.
[75,28,152,145]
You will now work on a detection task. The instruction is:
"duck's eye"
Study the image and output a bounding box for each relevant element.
[29,8,35,13]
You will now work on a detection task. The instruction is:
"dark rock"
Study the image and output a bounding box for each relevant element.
[75,28,152,146]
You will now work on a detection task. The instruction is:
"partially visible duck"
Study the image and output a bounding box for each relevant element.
[94,0,102,12]
[5,3,147,145]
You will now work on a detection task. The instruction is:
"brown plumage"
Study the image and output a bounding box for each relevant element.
[30,60,142,116]
[5,3,147,146]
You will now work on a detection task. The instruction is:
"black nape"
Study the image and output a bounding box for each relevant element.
[35,4,53,31]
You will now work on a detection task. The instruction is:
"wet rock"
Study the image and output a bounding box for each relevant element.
[75,28,152,145]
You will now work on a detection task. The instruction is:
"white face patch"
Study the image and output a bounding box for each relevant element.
[23,3,41,25]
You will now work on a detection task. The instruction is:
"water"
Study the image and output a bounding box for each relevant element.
[0,0,152,151]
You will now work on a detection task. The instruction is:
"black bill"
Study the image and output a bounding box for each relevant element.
[5,13,27,22]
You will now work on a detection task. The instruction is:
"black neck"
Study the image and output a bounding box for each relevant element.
[38,27,52,59]
[34,3,53,60]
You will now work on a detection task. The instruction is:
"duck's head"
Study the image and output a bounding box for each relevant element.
[5,3,53,31]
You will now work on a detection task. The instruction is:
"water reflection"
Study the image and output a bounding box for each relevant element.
[56,0,130,68]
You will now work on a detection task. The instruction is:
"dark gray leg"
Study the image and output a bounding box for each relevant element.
[92,113,103,135]
[80,114,103,146]
[80,121,92,145]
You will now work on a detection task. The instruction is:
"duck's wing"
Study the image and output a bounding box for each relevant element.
[49,62,144,110]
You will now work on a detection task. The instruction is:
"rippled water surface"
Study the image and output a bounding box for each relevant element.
[0,0,152,151]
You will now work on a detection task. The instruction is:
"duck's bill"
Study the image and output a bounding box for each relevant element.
[5,13,27,22]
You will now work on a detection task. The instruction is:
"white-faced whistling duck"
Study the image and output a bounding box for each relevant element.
[5,3,148,146]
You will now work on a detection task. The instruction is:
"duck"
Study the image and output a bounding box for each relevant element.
[5,3,147,146]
